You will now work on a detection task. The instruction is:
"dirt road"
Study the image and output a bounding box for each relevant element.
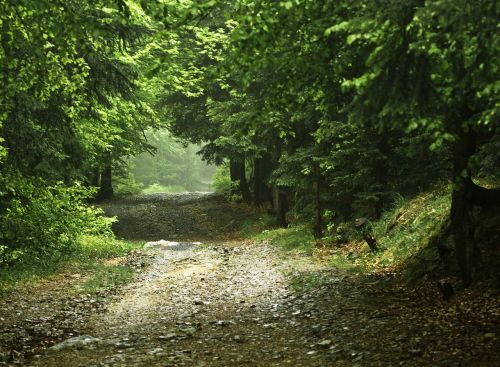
[1,193,498,366]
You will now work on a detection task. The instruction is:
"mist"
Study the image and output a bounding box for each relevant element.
[115,130,215,194]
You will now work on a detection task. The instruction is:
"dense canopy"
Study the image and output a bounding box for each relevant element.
[1,0,499,285]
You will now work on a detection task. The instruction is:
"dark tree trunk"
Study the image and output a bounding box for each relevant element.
[272,186,288,228]
[229,159,251,202]
[253,156,272,205]
[374,131,390,219]
[450,128,478,286]
[96,153,113,201]
[87,167,100,188]
[313,163,323,238]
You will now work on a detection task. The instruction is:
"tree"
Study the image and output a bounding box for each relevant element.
[332,0,499,283]
[0,0,158,261]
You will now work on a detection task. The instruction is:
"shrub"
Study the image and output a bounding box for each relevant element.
[211,164,232,193]
[113,173,144,195]
[0,171,115,265]
[211,164,242,201]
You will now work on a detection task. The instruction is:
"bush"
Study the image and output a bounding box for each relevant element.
[211,164,232,193]
[240,214,277,237]
[210,164,242,201]
[113,173,144,195]
[0,171,115,266]
[326,221,357,244]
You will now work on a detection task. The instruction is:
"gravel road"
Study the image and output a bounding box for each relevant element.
[2,193,498,367]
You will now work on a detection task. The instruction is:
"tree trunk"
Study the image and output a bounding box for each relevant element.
[313,163,323,238]
[253,156,271,205]
[87,167,100,188]
[450,128,477,286]
[96,153,113,201]
[374,131,390,218]
[272,186,288,228]
[229,159,251,202]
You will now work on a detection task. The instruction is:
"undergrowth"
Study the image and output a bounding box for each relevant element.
[141,183,188,194]
[0,235,141,295]
[253,224,316,252]
[329,187,451,279]
[251,186,453,283]
[76,264,135,294]
[240,214,277,238]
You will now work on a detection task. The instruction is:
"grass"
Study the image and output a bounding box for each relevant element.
[328,186,452,279]
[240,213,277,238]
[77,264,135,294]
[245,186,453,283]
[0,235,142,295]
[253,224,316,253]
[141,183,188,194]
[373,187,451,273]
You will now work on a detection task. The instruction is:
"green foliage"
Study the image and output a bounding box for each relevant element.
[0,171,115,266]
[254,225,315,253]
[326,221,358,245]
[77,265,135,294]
[113,171,144,195]
[141,183,187,194]
[0,0,158,264]
[1,0,498,283]
[126,130,215,192]
[211,164,233,194]
[328,187,452,279]
[210,162,245,202]
[0,235,140,294]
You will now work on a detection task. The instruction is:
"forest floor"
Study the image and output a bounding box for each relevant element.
[0,193,499,366]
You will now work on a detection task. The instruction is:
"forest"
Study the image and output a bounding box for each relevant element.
[0,0,499,365]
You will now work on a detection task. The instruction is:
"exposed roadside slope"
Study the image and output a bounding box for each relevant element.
[99,192,254,241]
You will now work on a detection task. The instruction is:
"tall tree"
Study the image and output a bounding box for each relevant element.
[332,0,499,283]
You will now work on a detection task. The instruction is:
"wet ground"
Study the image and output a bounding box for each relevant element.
[1,193,499,366]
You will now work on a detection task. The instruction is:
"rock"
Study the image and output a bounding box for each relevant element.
[48,335,101,352]
[147,347,164,355]
[271,352,284,359]
[317,339,332,348]
[182,326,197,335]
[212,320,234,327]
[233,335,245,343]
[144,240,179,249]
[159,333,178,340]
